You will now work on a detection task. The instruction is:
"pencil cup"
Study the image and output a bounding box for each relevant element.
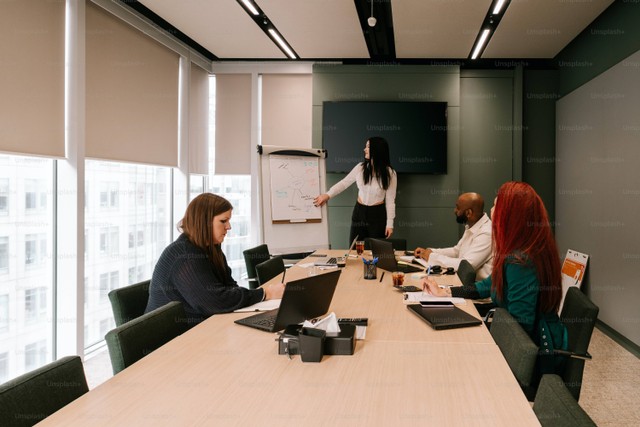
[299,327,326,363]
[363,263,377,280]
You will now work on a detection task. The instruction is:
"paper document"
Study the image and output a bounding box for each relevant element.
[234,299,281,313]
[403,292,465,305]
[398,256,429,268]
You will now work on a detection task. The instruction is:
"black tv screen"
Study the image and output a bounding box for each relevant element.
[322,101,447,174]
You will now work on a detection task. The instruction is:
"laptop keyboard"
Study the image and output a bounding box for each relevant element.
[235,309,278,331]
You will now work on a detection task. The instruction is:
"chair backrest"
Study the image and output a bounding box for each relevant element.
[364,238,407,251]
[243,244,271,289]
[255,256,285,286]
[0,355,88,426]
[560,286,599,400]
[533,374,596,427]
[105,301,188,375]
[490,308,538,389]
[456,259,476,286]
[108,280,150,327]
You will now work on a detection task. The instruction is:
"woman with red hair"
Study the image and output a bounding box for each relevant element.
[423,182,567,376]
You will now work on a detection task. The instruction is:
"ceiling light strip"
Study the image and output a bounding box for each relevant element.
[470,29,491,60]
[235,0,298,59]
[268,29,297,59]
[468,0,512,60]
[240,0,259,16]
[492,0,508,15]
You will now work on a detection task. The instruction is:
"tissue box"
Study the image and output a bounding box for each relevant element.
[278,324,356,356]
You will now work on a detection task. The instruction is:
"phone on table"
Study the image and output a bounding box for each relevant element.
[419,300,454,308]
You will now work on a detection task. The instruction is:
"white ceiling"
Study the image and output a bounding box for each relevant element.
[138,0,615,60]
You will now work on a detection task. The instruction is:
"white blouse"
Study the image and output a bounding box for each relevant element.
[326,164,397,229]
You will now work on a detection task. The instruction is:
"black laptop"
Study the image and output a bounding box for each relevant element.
[369,238,423,273]
[407,304,482,330]
[234,269,341,332]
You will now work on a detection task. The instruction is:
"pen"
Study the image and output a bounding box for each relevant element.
[427,264,432,276]
[379,272,385,282]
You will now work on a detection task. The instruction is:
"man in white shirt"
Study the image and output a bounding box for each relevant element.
[414,192,493,280]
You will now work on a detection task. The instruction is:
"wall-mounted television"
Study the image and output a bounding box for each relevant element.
[322,101,447,174]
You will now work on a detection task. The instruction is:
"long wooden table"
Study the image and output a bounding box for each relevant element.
[38,251,539,426]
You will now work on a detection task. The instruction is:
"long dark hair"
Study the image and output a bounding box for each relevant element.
[179,193,233,275]
[491,182,561,313]
[362,136,394,190]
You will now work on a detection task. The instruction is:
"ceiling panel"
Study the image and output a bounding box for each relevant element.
[484,0,615,58]
[139,0,285,59]
[261,0,369,59]
[394,0,492,59]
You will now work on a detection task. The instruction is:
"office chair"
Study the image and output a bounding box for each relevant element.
[456,259,476,286]
[533,374,596,427]
[489,308,539,399]
[364,237,407,251]
[108,280,150,326]
[255,256,285,286]
[559,286,599,401]
[243,244,271,289]
[0,356,89,426]
[105,301,189,375]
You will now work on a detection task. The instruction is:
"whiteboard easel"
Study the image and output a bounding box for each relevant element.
[258,145,330,254]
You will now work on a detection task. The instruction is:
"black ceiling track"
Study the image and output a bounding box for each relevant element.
[118,0,217,60]
[354,0,396,61]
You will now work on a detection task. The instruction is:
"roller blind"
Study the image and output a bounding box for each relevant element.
[189,65,209,175]
[0,0,65,157]
[214,74,251,174]
[261,74,312,148]
[86,2,179,166]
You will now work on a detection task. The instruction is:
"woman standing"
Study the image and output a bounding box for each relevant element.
[314,137,397,243]
[146,193,284,325]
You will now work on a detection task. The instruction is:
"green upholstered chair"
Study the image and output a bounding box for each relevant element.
[243,244,271,289]
[108,279,150,326]
[105,301,188,375]
[0,355,88,427]
[533,374,596,427]
[559,286,599,401]
[255,255,285,286]
[489,308,539,398]
[364,237,407,251]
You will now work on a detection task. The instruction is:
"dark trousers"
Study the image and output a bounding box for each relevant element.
[349,202,386,245]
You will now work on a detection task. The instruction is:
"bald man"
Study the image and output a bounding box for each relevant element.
[415,192,493,280]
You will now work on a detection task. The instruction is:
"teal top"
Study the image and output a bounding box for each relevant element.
[475,261,567,353]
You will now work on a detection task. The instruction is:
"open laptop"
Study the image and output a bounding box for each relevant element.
[407,304,482,330]
[234,269,341,332]
[369,238,423,273]
[313,235,358,267]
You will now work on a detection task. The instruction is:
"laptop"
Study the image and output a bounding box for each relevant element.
[407,304,482,330]
[313,235,358,267]
[234,269,341,332]
[369,238,423,273]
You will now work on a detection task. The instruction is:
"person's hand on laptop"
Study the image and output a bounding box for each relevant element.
[422,277,451,297]
[263,282,285,300]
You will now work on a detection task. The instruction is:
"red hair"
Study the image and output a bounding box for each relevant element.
[491,182,561,313]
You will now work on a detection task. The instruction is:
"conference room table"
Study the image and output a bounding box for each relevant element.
[38,250,540,426]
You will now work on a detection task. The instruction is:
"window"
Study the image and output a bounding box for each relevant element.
[24,287,47,322]
[0,178,8,214]
[24,179,46,211]
[0,236,8,273]
[24,340,47,371]
[189,175,205,201]
[85,160,171,348]
[0,295,8,333]
[0,352,8,383]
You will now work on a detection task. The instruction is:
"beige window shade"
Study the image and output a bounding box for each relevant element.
[261,74,312,148]
[215,74,251,175]
[0,0,64,158]
[189,65,209,175]
[86,3,179,166]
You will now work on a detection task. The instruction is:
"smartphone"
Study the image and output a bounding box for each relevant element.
[404,250,414,256]
[419,300,454,308]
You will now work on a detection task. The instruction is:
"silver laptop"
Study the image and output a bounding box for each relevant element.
[313,235,359,267]
[234,269,341,332]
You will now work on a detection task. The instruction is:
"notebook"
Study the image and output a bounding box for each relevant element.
[313,235,359,266]
[234,269,341,332]
[369,238,423,273]
[407,303,482,330]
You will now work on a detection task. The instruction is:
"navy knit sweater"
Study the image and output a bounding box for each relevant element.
[145,234,264,324]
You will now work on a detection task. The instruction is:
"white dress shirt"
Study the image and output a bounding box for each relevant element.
[428,213,493,280]
[326,164,397,229]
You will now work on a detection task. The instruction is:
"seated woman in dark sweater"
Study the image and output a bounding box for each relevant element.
[145,193,284,325]
[423,181,568,375]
